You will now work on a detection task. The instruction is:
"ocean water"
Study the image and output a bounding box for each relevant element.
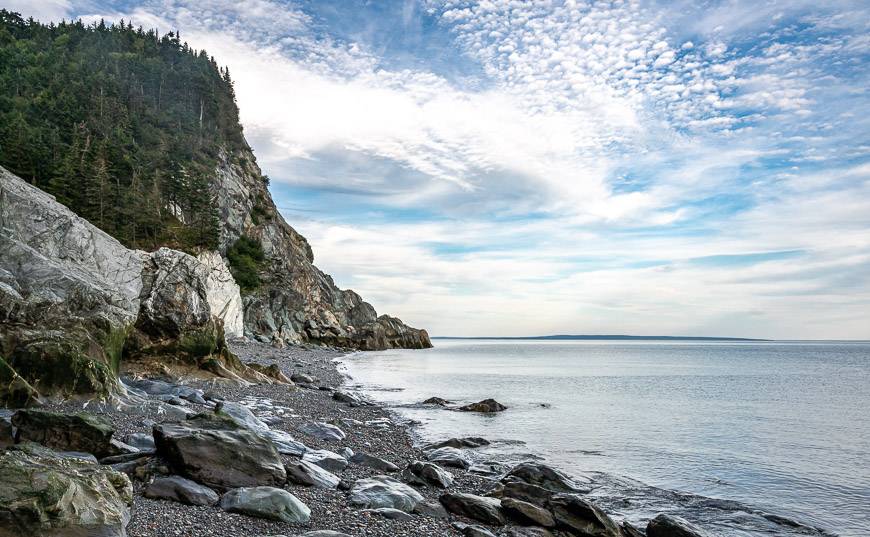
[339,339,870,537]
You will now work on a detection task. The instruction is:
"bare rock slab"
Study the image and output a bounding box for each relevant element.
[143,475,219,506]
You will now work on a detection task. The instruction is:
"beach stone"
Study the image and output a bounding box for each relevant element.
[339,447,355,459]
[12,409,114,457]
[297,421,346,442]
[301,532,352,537]
[501,497,556,527]
[425,446,471,469]
[425,437,490,450]
[219,401,269,432]
[303,449,348,473]
[262,429,307,456]
[460,398,507,413]
[647,514,713,537]
[549,493,622,537]
[332,390,362,405]
[363,507,414,521]
[414,499,450,518]
[153,415,286,490]
[422,396,451,405]
[0,447,132,536]
[349,475,424,512]
[489,478,554,507]
[219,486,310,523]
[453,522,497,537]
[124,432,156,451]
[470,461,511,477]
[285,459,341,489]
[505,462,579,492]
[144,475,219,506]
[499,527,555,537]
[401,460,454,488]
[291,373,316,384]
[441,492,507,526]
[350,451,399,472]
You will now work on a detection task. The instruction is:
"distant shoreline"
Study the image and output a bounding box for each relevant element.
[432,334,769,341]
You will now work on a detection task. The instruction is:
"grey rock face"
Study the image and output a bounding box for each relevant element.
[152,415,286,490]
[440,493,507,526]
[210,149,430,350]
[297,421,346,442]
[302,449,348,473]
[144,475,219,506]
[647,514,713,537]
[425,446,471,469]
[0,448,133,537]
[12,409,114,457]
[285,459,341,489]
[348,475,424,512]
[549,493,622,537]
[350,452,399,473]
[401,460,454,488]
[219,486,310,523]
[500,497,556,527]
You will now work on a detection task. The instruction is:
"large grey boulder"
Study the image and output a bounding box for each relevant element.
[0,447,133,537]
[348,475,424,513]
[401,460,454,488]
[303,449,348,473]
[0,167,142,398]
[440,493,507,526]
[501,497,556,527]
[12,409,114,457]
[460,399,507,413]
[425,446,471,469]
[297,421,346,442]
[505,462,580,493]
[424,437,490,450]
[153,414,286,490]
[488,478,555,507]
[219,486,310,523]
[549,494,622,537]
[350,451,399,472]
[647,514,713,537]
[144,475,219,506]
[285,459,341,489]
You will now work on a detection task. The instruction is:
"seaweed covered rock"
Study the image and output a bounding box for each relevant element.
[0,447,132,537]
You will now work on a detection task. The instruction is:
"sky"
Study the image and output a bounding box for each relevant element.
[13,0,870,339]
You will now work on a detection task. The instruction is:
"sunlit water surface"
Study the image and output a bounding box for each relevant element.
[340,340,870,537]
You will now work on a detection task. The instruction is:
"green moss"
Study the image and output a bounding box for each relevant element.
[0,356,40,407]
[177,328,219,358]
[101,324,131,375]
[8,342,115,397]
[226,235,265,292]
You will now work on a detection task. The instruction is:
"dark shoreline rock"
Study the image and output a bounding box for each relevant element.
[459,399,507,413]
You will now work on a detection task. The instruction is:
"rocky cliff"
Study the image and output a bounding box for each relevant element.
[211,148,431,350]
[0,167,273,402]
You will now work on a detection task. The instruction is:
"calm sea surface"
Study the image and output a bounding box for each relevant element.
[340,340,870,537]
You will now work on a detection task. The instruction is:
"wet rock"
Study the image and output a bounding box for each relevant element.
[501,497,556,527]
[470,461,512,477]
[303,449,348,473]
[414,499,450,518]
[422,397,451,405]
[291,373,317,384]
[125,432,155,451]
[350,451,399,472]
[144,475,219,506]
[12,409,114,457]
[297,421,346,442]
[0,416,13,449]
[153,414,286,490]
[440,492,507,526]
[332,390,363,405]
[285,459,341,489]
[424,436,490,450]
[0,447,132,536]
[647,514,713,537]
[401,460,454,488]
[549,493,622,537]
[219,486,310,523]
[349,475,424,512]
[363,507,415,521]
[425,446,471,469]
[499,527,555,537]
[622,521,646,537]
[460,399,507,413]
[453,522,497,537]
[505,462,580,493]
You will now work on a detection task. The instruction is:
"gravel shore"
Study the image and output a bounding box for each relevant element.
[47,340,496,537]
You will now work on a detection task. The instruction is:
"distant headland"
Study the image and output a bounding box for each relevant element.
[432,335,769,341]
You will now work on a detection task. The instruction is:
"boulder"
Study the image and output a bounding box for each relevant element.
[300,531,352,537]
[219,486,310,523]
[440,493,507,526]
[12,409,114,457]
[0,416,13,449]
[349,475,424,512]
[401,460,454,488]
[262,429,307,456]
[217,401,269,432]
[647,514,712,537]
[285,459,341,489]
[426,446,471,469]
[453,523,496,537]
[501,497,556,527]
[505,462,579,493]
[422,397,451,405]
[144,475,219,506]
[125,432,156,451]
[549,494,622,537]
[350,452,399,473]
[291,372,317,384]
[303,449,348,473]
[297,421,346,442]
[424,437,490,450]
[363,507,414,521]
[489,478,555,507]
[460,399,507,413]
[500,527,555,537]
[153,415,286,490]
[622,521,646,537]
[0,447,132,536]
[332,390,364,405]
[414,499,450,518]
